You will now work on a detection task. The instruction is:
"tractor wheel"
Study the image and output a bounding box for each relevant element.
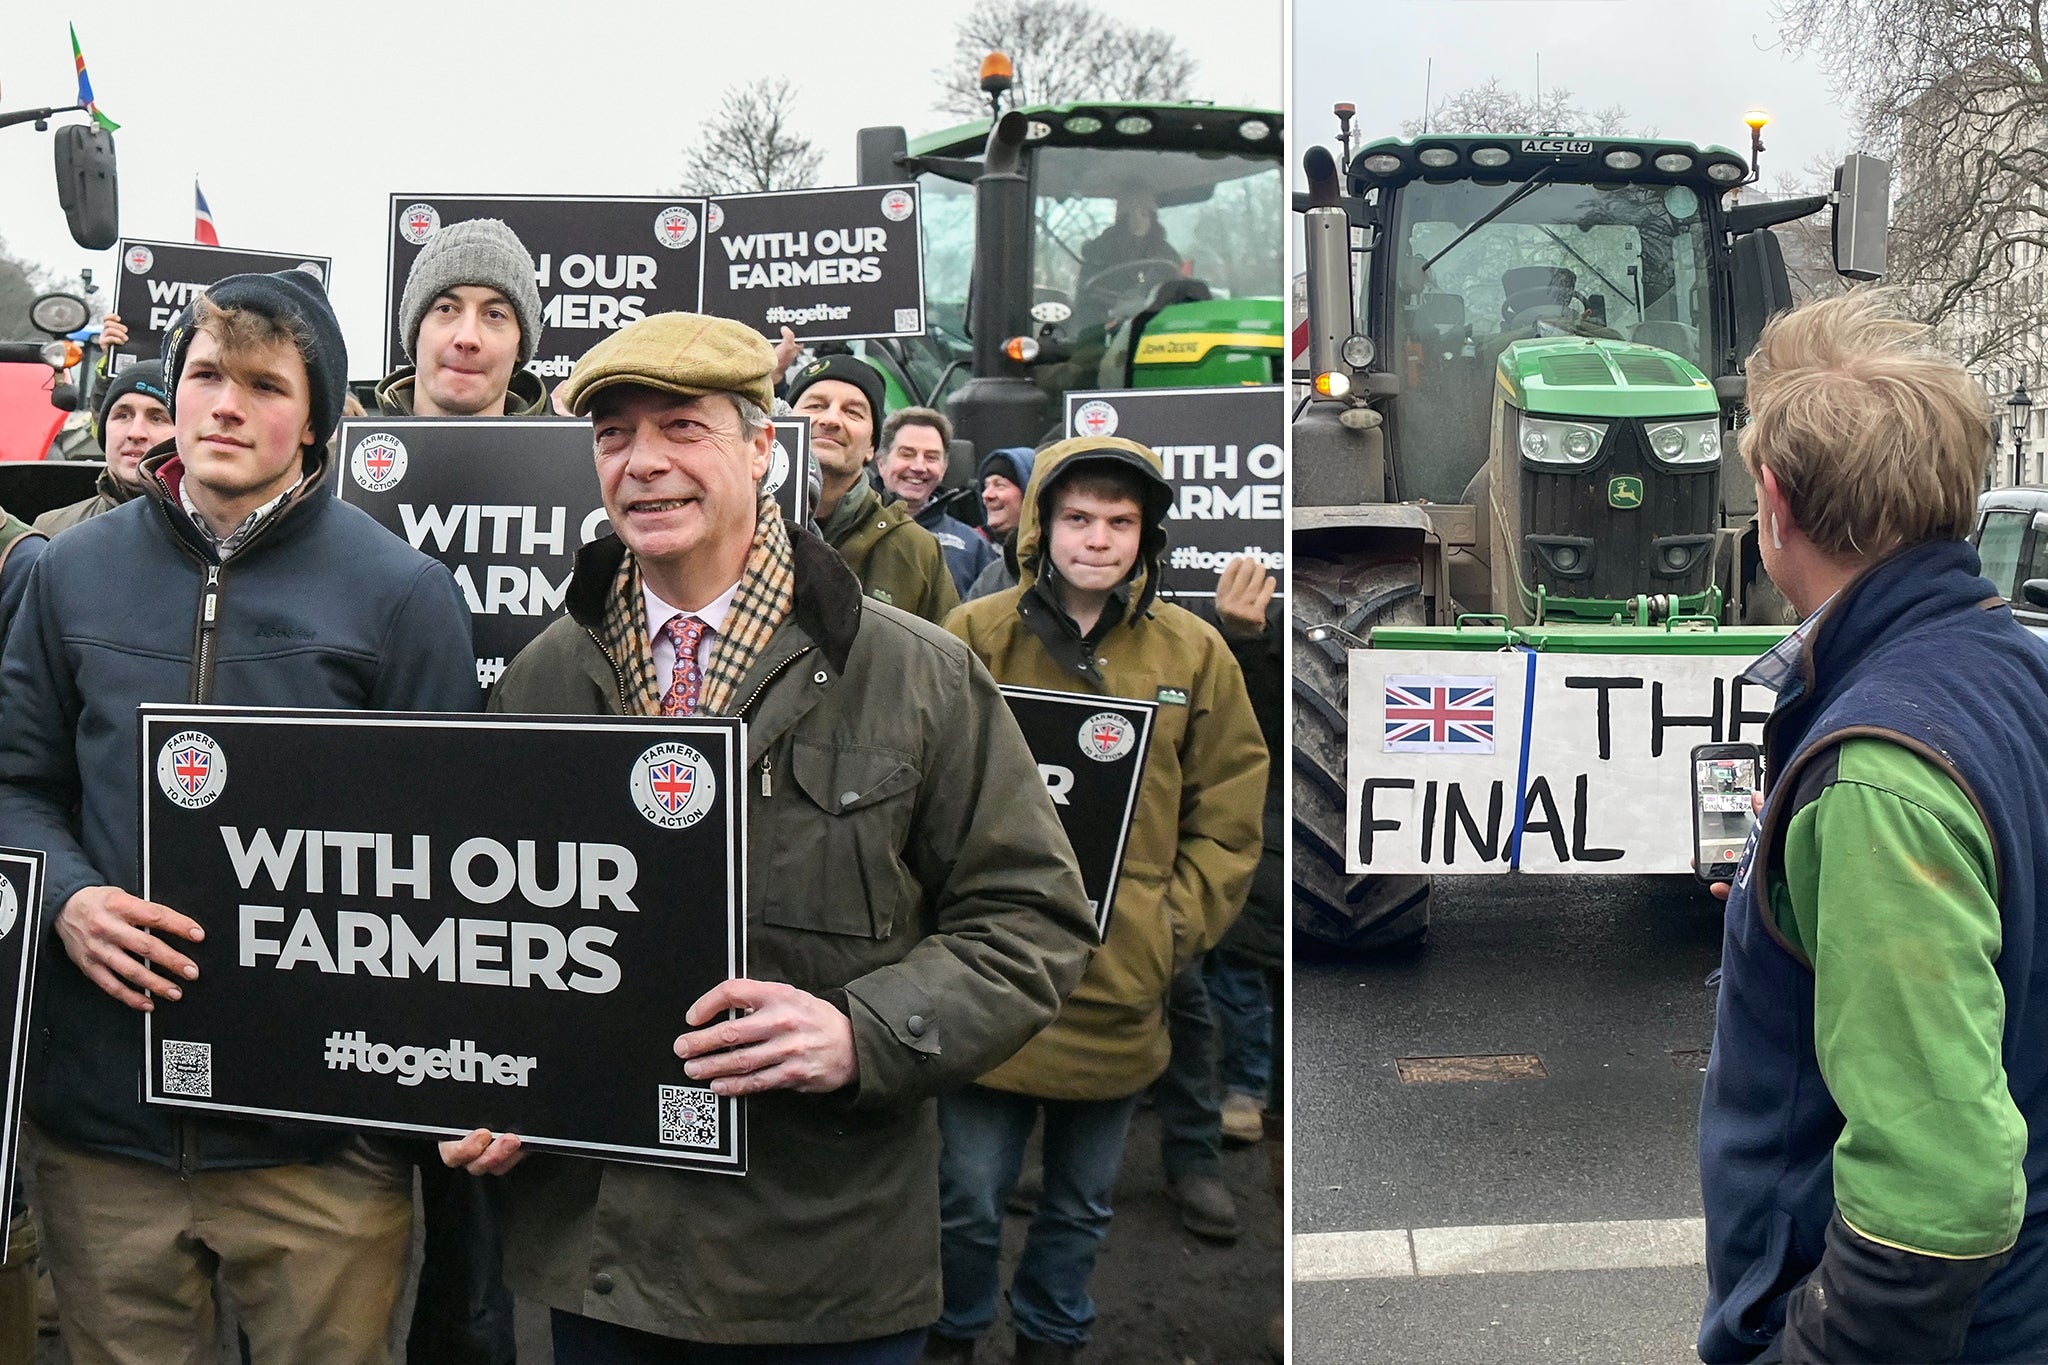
[1292,554,1433,952]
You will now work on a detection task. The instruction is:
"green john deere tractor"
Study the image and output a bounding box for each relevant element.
[856,89,1285,464]
[1291,124,1890,950]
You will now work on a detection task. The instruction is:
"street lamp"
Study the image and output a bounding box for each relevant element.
[2009,379,2034,486]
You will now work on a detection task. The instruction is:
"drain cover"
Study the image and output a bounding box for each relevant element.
[1395,1053,1548,1084]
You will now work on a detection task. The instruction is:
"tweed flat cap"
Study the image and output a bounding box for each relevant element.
[559,312,776,418]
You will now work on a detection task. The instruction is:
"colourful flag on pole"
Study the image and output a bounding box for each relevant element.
[195,181,220,246]
[69,23,119,132]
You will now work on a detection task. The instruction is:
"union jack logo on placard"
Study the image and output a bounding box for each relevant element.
[631,741,717,829]
[649,760,695,815]
[1382,676,1496,754]
[173,747,210,795]
[155,730,226,809]
[398,203,440,246]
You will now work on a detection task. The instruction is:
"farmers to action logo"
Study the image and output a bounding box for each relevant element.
[350,433,409,492]
[1078,712,1136,762]
[123,244,154,274]
[398,203,441,246]
[0,875,16,940]
[631,742,717,830]
[880,188,915,222]
[654,206,699,250]
[1074,400,1119,437]
[156,731,227,810]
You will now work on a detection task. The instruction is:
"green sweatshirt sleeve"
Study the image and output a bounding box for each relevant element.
[1772,736,2026,1259]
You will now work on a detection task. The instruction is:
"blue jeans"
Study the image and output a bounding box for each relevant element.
[550,1312,926,1364]
[1205,944,1273,1101]
[936,1084,1141,1347]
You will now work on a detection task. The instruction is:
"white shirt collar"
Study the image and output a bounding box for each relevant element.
[643,578,740,642]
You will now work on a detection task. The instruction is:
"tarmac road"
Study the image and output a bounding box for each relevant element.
[1291,872,1725,1365]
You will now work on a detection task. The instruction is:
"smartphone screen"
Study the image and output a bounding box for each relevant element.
[1692,746,1760,880]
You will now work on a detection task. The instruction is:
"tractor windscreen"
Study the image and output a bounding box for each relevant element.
[1388,177,1713,502]
[1030,146,1282,329]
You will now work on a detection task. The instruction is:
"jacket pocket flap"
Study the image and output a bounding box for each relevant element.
[789,741,921,815]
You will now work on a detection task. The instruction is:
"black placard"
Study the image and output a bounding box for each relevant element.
[337,417,811,691]
[0,461,101,524]
[0,849,42,1258]
[700,185,926,342]
[109,240,334,372]
[383,196,709,381]
[997,687,1154,936]
[1064,385,1288,598]
[139,709,746,1172]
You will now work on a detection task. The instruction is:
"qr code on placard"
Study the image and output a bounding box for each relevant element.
[161,1040,212,1097]
[894,308,920,333]
[658,1084,719,1148]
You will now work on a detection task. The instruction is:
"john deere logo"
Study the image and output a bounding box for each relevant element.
[1607,476,1644,509]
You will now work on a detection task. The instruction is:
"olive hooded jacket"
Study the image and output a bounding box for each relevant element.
[944,435,1266,1101]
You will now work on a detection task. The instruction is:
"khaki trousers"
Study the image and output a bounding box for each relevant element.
[29,1122,412,1365]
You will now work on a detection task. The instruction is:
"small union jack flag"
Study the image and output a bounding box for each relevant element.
[1382,676,1496,754]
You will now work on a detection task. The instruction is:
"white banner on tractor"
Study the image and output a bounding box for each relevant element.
[1346,649,1778,874]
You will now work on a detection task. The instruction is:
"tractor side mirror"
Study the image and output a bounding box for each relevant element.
[1730,230,1793,370]
[2022,579,2048,610]
[54,124,118,251]
[1833,153,1890,283]
[857,127,909,187]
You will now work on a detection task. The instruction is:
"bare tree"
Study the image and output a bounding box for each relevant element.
[1772,1,2048,373]
[0,239,95,339]
[673,78,823,196]
[936,0,1197,118]
[1401,78,1641,139]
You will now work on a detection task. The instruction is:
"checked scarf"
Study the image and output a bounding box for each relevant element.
[601,494,796,718]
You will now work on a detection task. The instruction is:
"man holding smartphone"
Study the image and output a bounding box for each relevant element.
[1697,290,2048,1363]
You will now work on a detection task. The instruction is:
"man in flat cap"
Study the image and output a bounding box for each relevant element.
[442,311,1095,1363]
[374,217,550,418]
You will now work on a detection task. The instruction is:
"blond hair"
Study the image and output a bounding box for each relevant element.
[1743,288,1991,558]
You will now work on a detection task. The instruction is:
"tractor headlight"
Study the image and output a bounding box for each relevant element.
[1361,153,1405,176]
[1418,147,1458,168]
[1471,146,1512,168]
[1645,418,1721,464]
[1519,414,1608,466]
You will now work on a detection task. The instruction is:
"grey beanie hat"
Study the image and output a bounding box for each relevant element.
[398,218,543,366]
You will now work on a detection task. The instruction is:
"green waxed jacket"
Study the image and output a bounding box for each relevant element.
[822,480,959,625]
[486,518,1094,1345]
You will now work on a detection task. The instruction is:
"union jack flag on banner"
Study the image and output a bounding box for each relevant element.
[1382,675,1496,754]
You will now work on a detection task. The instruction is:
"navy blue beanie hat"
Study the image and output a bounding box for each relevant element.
[161,270,349,448]
[92,360,170,445]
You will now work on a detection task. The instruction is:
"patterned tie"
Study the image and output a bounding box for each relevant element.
[661,616,711,717]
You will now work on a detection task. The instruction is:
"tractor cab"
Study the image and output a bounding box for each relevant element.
[1356,134,1743,622]
[860,100,1285,454]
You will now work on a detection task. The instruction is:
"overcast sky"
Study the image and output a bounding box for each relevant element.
[1294,0,1855,188]
[0,0,1280,376]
